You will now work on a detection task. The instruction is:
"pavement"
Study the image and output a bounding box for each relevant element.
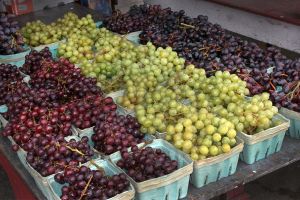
[0,161,300,200]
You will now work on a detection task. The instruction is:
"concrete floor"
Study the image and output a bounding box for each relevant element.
[0,161,300,200]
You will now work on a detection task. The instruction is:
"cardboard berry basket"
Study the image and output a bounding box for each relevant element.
[76,126,155,159]
[106,90,135,116]
[280,107,300,139]
[0,46,31,67]
[47,158,135,200]
[124,31,142,44]
[110,139,193,200]
[238,113,290,164]
[190,138,244,188]
[24,136,99,199]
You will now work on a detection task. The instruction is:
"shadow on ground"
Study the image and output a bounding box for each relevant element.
[245,161,300,200]
[0,165,15,200]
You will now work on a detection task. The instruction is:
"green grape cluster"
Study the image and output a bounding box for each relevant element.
[212,93,280,134]
[118,43,185,110]
[21,13,97,46]
[129,66,282,160]
[82,28,138,93]
[58,34,94,64]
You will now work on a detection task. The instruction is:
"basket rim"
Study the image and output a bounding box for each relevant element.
[47,159,135,200]
[238,113,290,144]
[280,107,300,119]
[110,139,193,193]
[193,137,244,168]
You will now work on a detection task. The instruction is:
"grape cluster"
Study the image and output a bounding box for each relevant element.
[20,47,53,75]
[2,105,73,148]
[0,63,23,82]
[117,42,185,110]
[29,57,102,99]
[92,113,144,155]
[108,5,300,112]
[21,13,97,46]
[3,83,63,119]
[116,146,178,182]
[26,137,94,176]
[0,64,23,104]
[54,165,130,200]
[0,13,25,55]
[103,4,174,34]
[68,95,117,129]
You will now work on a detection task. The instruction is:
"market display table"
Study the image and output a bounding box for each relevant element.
[1,134,300,200]
[1,2,300,200]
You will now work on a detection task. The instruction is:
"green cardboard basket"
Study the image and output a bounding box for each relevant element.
[24,136,97,199]
[106,90,135,116]
[280,107,300,139]
[33,41,61,58]
[190,138,244,188]
[239,113,290,164]
[125,31,142,44]
[47,158,135,200]
[0,47,31,67]
[110,139,193,200]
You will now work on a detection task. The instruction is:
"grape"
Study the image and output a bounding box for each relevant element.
[54,165,130,199]
[21,13,97,46]
[92,113,144,155]
[20,47,53,75]
[26,136,94,177]
[0,13,25,55]
[116,145,178,182]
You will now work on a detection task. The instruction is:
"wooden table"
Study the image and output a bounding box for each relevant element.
[1,128,300,200]
[1,2,300,200]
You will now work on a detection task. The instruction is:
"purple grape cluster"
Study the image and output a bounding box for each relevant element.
[54,165,130,200]
[116,146,178,182]
[92,114,144,155]
[0,13,25,55]
[20,47,53,75]
[26,137,94,177]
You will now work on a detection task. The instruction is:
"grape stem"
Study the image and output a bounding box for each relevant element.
[79,174,93,200]
[89,159,105,173]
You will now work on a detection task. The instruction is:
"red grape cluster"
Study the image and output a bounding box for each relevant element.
[29,57,102,99]
[3,83,65,119]
[0,63,23,82]
[54,165,130,200]
[26,137,94,177]
[68,95,117,129]
[0,13,25,55]
[92,113,144,155]
[20,48,53,75]
[116,146,178,182]
[2,105,73,147]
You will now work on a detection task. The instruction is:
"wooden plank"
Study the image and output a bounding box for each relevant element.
[187,137,300,200]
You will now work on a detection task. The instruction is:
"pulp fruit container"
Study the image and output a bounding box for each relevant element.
[190,138,244,188]
[71,125,95,137]
[106,90,135,116]
[280,107,300,139]
[239,113,290,164]
[76,127,155,159]
[47,158,135,200]
[33,41,61,58]
[0,47,31,67]
[111,139,193,200]
[125,31,141,44]
[24,136,97,199]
